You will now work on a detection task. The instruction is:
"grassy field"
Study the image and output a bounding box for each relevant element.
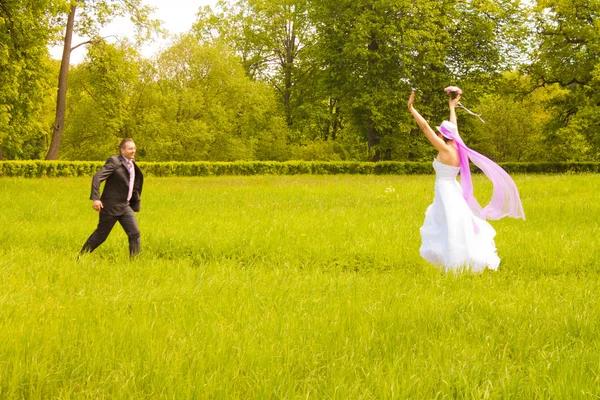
[0,174,599,398]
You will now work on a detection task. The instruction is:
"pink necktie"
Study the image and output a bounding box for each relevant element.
[127,159,135,201]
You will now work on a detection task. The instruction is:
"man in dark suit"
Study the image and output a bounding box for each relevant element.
[80,138,144,258]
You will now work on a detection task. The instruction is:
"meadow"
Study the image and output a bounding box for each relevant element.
[0,174,599,399]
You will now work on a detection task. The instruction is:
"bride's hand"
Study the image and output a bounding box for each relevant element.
[408,91,415,110]
[449,94,461,108]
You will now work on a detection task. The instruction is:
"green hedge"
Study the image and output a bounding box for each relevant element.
[138,161,435,176]
[0,161,104,178]
[2,160,600,178]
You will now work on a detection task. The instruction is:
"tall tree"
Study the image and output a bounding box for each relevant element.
[310,0,528,161]
[0,0,63,159]
[45,0,159,160]
[58,35,289,161]
[137,35,288,161]
[528,0,600,160]
[193,0,314,129]
[59,40,147,160]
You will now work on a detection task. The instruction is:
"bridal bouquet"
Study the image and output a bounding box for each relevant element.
[444,86,462,99]
[443,86,485,123]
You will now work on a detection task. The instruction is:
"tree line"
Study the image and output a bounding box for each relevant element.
[1,0,599,162]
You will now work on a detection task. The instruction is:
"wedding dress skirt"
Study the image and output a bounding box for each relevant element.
[420,159,500,272]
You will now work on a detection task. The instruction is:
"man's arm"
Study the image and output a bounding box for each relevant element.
[90,157,119,211]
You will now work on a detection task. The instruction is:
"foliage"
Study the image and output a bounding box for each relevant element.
[55,36,290,162]
[2,0,600,162]
[135,35,289,162]
[308,0,529,160]
[462,71,564,162]
[193,0,319,140]
[65,0,159,44]
[60,40,147,160]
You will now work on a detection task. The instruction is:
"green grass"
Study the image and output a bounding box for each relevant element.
[0,174,599,398]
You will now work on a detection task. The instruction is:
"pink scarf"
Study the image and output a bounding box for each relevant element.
[437,121,525,221]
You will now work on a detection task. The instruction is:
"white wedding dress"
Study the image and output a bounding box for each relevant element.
[420,158,500,272]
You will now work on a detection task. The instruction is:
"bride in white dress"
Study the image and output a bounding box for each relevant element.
[407,90,525,272]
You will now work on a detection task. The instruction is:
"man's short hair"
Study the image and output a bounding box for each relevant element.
[119,138,134,149]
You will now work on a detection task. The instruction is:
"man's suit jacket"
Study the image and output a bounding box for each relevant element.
[90,155,144,216]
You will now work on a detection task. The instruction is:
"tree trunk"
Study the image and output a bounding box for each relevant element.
[325,98,341,141]
[367,28,380,162]
[283,62,292,126]
[332,103,340,141]
[46,5,76,160]
[367,118,380,161]
[283,28,294,127]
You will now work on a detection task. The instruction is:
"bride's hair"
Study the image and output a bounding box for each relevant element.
[437,133,452,144]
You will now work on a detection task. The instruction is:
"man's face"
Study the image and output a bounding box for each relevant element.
[120,141,136,160]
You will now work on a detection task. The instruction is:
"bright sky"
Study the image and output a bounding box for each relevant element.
[48,0,218,64]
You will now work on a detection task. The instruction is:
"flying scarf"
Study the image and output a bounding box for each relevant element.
[437,120,526,221]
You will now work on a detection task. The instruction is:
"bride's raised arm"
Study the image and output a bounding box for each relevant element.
[449,94,461,127]
[408,91,447,152]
